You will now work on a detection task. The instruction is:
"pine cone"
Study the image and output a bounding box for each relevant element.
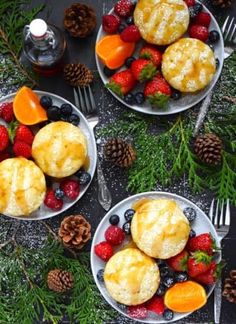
[194,133,222,165]
[47,269,73,293]
[223,270,236,303]
[212,0,232,8]
[59,215,91,249]
[64,3,96,38]
[104,138,136,168]
[64,63,93,87]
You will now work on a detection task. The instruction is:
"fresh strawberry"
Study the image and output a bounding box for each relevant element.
[60,179,80,200]
[0,102,14,122]
[13,141,31,158]
[114,0,135,18]
[0,125,9,151]
[187,251,212,277]
[194,261,222,285]
[146,296,165,315]
[15,125,34,145]
[144,74,171,107]
[127,305,148,319]
[105,225,125,245]
[94,241,113,261]
[44,189,63,211]
[194,12,211,28]
[102,14,121,34]
[0,151,10,162]
[167,250,189,272]
[189,25,209,42]
[184,0,195,6]
[187,233,215,255]
[131,59,157,82]
[120,25,141,43]
[106,69,136,97]
[139,45,162,67]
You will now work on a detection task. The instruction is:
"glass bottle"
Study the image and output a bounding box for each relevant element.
[23,19,66,76]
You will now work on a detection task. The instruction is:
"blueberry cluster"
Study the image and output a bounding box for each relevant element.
[183,207,197,238]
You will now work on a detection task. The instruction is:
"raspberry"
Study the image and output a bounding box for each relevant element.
[44,189,63,211]
[114,0,135,18]
[120,25,141,43]
[146,296,165,315]
[0,151,10,162]
[15,125,34,145]
[102,14,121,34]
[189,25,209,42]
[0,125,9,152]
[184,0,195,6]
[0,102,14,122]
[94,241,113,261]
[60,179,80,200]
[194,12,211,28]
[105,225,125,245]
[13,141,31,159]
[127,305,148,319]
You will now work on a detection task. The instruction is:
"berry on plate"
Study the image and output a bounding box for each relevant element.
[187,251,212,277]
[184,0,195,7]
[124,93,135,105]
[60,179,80,200]
[194,12,211,28]
[0,151,10,162]
[106,69,136,96]
[44,188,63,211]
[60,103,73,117]
[15,125,34,145]
[163,309,174,321]
[146,296,165,315]
[131,59,157,82]
[195,261,222,285]
[134,92,145,104]
[144,74,172,108]
[105,225,125,245]
[124,208,135,221]
[47,106,61,121]
[0,102,14,122]
[139,45,162,67]
[209,30,220,43]
[102,14,121,34]
[167,249,189,272]
[103,66,117,77]
[127,305,148,319]
[120,25,141,43]
[40,96,52,109]
[189,25,209,42]
[187,232,215,254]
[0,125,9,152]
[114,0,135,18]
[94,241,113,261]
[109,214,120,225]
[183,207,197,223]
[75,170,91,185]
[125,56,136,68]
[13,141,31,159]
[122,221,131,234]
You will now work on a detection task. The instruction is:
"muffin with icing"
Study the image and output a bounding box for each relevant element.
[0,157,46,217]
[134,0,189,45]
[104,248,160,305]
[131,199,190,259]
[32,121,87,178]
[162,38,216,92]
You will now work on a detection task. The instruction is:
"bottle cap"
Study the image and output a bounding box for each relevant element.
[29,19,47,38]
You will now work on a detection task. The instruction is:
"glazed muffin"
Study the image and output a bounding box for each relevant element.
[32,121,87,178]
[162,38,216,92]
[131,199,190,259]
[0,157,46,217]
[134,0,189,45]
[104,248,160,305]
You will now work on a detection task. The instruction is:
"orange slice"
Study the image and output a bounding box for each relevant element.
[96,35,135,69]
[164,281,207,313]
[13,86,48,125]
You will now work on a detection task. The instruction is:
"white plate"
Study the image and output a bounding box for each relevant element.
[91,191,220,323]
[0,90,97,220]
[95,2,224,115]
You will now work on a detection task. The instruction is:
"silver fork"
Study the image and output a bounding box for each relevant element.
[73,85,112,211]
[209,199,231,324]
[193,15,236,136]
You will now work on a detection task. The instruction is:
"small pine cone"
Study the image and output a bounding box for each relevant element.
[47,269,73,293]
[104,138,136,168]
[64,3,96,38]
[64,62,93,87]
[212,0,232,8]
[59,215,91,249]
[194,133,222,165]
[223,270,236,303]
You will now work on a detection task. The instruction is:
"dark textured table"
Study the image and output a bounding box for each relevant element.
[1,0,236,323]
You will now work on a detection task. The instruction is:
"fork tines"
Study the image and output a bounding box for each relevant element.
[73,85,96,115]
[222,16,236,43]
[209,198,230,227]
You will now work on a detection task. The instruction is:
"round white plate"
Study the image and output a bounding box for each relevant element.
[95,2,224,115]
[91,191,220,323]
[0,90,97,220]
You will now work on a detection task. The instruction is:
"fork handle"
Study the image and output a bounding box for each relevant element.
[214,279,222,324]
[97,159,112,211]
[193,90,213,137]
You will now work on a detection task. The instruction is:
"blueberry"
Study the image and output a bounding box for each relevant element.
[118,23,126,33]
[163,275,175,288]
[55,188,64,199]
[125,56,136,68]
[155,283,166,296]
[189,228,196,238]
[163,309,174,321]
[194,3,203,14]
[135,92,145,105]
[47,106,61,121]
[124,209,135,221]
[67,114,80,126]
[189,7,198,19]
[126,16,134,25]
[109,214,120,225]
[75,170,91,185]
[97,269,104,283]
[124,93,135,105]
[215,58,220,69]
[40,96,52,109]
[157,259,167,268]
[123,221,131,235]
[103,66,116,77]
[160,266,170,278]
[209,30,220,43]
[175,271,188,283]
[183,207,196,223]
[61,103,72,116]
[171,89,181,100]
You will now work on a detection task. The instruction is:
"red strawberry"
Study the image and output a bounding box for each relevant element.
[60,179,80,200]
[127,305,148,319]
[13,141,31,158]
[0,102,14,122]
[146,296,165,315]
[144,74,171,108]
[106,69,136,96]
[189,25,209,42]
[102,14,121,34]
[194,12,211,28]
[187,251,212,277]
[94,241,113,261]
[0,151,10,162]
[0,125,9,151]
[15,125,34,145]
[131,59,157,82]
[105,225,125,245]
[139,45,162,67]
[184,0,195,6]
[167,250,189,272]
[44,189,63,211]
[114,0,135,18]
[187,233,215,255]
[120,25,141,43]
[195,261,222,285]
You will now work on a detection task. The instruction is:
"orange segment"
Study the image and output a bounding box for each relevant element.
[96,35,135,69]
[164,281,207,313]
[13,86,48,125]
